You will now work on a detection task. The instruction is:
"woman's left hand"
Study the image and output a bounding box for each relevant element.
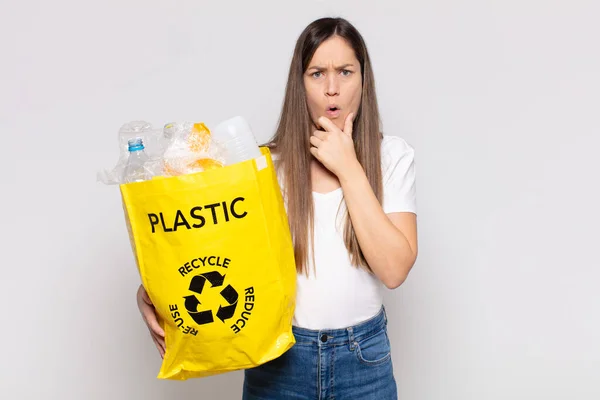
[310,113,359,178]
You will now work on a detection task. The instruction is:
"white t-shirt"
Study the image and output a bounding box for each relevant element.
[276,135,417,329]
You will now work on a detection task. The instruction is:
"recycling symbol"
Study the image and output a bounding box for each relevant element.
[183,271,239,325]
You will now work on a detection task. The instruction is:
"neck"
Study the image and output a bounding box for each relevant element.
[310,157,340,192]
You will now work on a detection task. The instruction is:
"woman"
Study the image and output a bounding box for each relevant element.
[137,17,418,399]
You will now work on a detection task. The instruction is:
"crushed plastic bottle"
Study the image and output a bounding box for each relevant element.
[123,138,151,183]
[97,121,164,184]
[98,117,258,185]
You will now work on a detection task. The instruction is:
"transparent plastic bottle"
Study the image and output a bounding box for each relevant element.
[212,116,261,165]
[123,138,151,183]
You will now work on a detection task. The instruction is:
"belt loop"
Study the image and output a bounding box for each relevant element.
[347,327,355,350]
[382,305,388,324]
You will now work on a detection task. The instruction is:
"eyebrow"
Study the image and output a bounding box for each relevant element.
[307,63,355,71]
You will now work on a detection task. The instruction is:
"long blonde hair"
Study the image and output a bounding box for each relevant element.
[266,17,383,273]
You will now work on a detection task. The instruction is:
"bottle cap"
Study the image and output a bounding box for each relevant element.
[128,137,145,151]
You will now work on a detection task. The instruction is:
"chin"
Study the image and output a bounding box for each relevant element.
[332,119,345,130]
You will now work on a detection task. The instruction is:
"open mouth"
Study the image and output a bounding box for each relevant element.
[326,105,341,117]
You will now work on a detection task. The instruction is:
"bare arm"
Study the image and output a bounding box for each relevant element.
[310,114,418,289]
[338,162,417,288]
[137,284,166,358]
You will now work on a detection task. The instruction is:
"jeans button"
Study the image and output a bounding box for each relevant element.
[320,334,327,343]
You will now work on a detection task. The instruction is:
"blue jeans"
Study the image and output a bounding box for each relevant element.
[243,307,397,399]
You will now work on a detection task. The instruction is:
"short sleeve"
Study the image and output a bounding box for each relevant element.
[381,136,417,214]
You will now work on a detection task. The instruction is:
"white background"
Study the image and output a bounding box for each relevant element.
[1,1,599,399]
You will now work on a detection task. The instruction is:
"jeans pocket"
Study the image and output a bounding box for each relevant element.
[354,329,392,366]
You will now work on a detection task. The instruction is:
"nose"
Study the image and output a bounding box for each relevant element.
[325,74,339,97]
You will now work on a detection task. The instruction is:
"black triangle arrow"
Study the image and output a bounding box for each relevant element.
[183,295,201,312]
[189,309,214,325]
[220,284,239,305]
[217,303,237,323]
[216,285,239,323]
[201,271,226,288]
[184,295,214,325]
[189,275,207,295]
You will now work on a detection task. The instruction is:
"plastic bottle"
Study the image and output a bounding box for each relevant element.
[211,116,261,165]
[123,138,151,183]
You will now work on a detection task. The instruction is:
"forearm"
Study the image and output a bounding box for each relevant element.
[339,162,417,289]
